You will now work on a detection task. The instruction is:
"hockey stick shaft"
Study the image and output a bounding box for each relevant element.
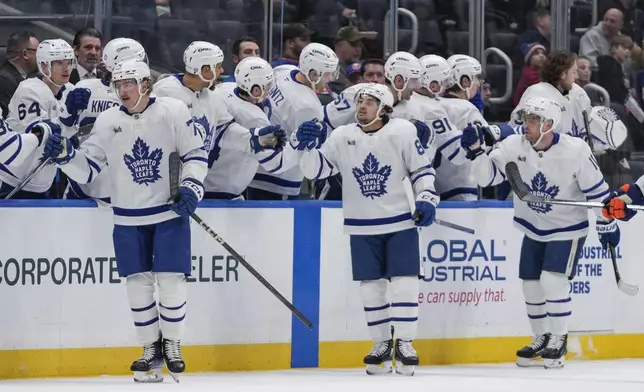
[168,152,313,329]
[608,244,622,283]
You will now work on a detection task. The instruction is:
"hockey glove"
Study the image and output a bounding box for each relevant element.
[250,125,286,153]
[413,191,439,227]
[602,183,642,221]
[596,218,620,250]
[460,123,484,160]
[290,121,324,151]
[65,88,91,115]
[411,119,432,148]
[170,180,203,217]
[27,120,61,147]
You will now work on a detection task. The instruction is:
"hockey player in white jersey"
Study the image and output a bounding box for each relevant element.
[207,56,299,199]
[293,83,439,376]
[0,117,59,168]
[63,37,147,203]
[460,97,619,368]
[1,39,90,198]
[41,59,207,382]
[510,51,593,142]
[438,54,515,200]
[247,42,338,200]
[154,41,285,192]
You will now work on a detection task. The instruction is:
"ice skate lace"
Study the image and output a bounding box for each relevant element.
[546,335,564,350]
[369,341,391,356]
[141,343,157,361]
[529,335,546,349]
[398,341,417,357]
[164,340,182,361]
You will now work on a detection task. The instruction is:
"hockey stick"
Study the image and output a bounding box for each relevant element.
[402,177,476,235]
[584,110,639,295]
[506,162,640,295]
[4,121,92,200]
[504,161,644,210]
[609,243,639,296]
[168,152,313,329]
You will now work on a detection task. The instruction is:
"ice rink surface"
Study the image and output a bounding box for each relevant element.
[1,359,644,392]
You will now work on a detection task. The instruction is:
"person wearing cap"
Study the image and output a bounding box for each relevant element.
[513,42,547,106]
[346,62,362,85]
[329,26,374,93]
[271,23,311,68]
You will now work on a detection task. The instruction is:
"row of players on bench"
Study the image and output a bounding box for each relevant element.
[0,37,626,202]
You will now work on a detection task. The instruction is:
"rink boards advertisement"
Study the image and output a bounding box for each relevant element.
[1,200,644,378]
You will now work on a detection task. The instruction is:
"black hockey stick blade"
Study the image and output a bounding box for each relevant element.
[609,244,639,296]
[504,162,644,210]
[167,151,313,329]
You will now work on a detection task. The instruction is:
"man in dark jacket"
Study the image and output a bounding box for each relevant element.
[597,34,633,105]
[0,31,39,118]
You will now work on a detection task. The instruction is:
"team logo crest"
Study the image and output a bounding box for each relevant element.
[525,172,559,214]
[352,153,391,199]
[123,137,163,186]
[192,115,212,146]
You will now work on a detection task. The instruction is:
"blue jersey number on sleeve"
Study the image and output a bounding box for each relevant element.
[431,117,453,134]
[415,139,425,155]
[17,102,41,121]
[333,93,351,111]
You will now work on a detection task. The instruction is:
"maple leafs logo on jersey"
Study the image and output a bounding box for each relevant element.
[352,153,392,199]
[123,137,163,186]
[191,115,212,145]
[525,172,559,214]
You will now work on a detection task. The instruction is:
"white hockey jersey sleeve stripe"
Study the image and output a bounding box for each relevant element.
[437,134,461,153]
[181,148,209,164]
[410,164,435,185]
[581,178,605,194]
[313,150,336,180]
[0,132,38,167]
[586,189,610,200]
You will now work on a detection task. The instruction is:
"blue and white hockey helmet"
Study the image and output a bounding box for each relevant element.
[385,51,422,95]
[587,106,627,150]
[111,59,151,85]
[519,97,562,133]
[183,41,224,84]
[36,39,75,77]
[355,83,394,111]
[447,54,482,97]
[235,56,274,99]
[102,38,147,73]
[419,54,451,95]
[299,43,339,87]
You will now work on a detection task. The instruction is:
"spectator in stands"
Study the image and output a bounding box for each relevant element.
[0,31,38,118]
[599,0,644,44]
[513,43,547,106]
[329,26,373,94]
[579,8,624,68]
[224,36,261,82]
[597,35,633,107]
[271,24,311,68]
[346,62,362,86]
[360,58,385,84]
[576,56,593,88]
[70,28,103,84]
[519,8,551,55]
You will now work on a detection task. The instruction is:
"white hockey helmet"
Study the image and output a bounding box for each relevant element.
[354,83,394,127]
[183,41,224,86]
[519,97,562,146]
[447,54,482,98]
[102,38,147,73]
[298,43,339,88]
[36,39,75,82]
[235,56,274,100]
[384,51,422,100]
[111,59,151,109]
[419,54,451,95]
[587,106,628,150]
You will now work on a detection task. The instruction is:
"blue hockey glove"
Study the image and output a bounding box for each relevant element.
[602,183,642,221]
[411,119,432,148]
[250,125,286,153]
[27,119,61,147]
[290,121,324,151]
[413,191,439,227]
[65,88,91,115]
[596,218,620,250]
[170,182,201,217]
[460,123,484,160]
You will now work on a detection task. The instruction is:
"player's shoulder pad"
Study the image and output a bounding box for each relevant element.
[74,78,102,89]
[15,77,48,97]
[154,95,188,110]
[559,132,591,151]
[387,117,417,136]
[153,74,182,93]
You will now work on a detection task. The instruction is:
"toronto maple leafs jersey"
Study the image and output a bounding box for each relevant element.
[437,96,488,200]
[250,69,324,196]
[299,117,439,235]
[154,75,254,169]
[0,118,41,167]
[471,133,609,241]
[206,87,296,197]
[61,79,120,202]
[58,97,207,226]
[1,78,74,193]
[511,82,592,139]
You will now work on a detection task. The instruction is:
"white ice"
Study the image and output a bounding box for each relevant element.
[1,359,644,392]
